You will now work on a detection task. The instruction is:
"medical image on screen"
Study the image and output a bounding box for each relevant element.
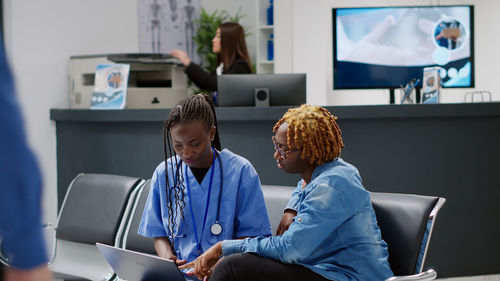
[434,19,466,50]
[333,6,474,89]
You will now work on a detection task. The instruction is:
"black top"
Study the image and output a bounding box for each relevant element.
[190,167,210,184]
[184,59,251,91]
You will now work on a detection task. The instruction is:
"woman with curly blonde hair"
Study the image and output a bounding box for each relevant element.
[182,104,393,281]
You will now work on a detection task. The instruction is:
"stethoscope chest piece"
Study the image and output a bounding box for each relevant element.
[210,222,223,235]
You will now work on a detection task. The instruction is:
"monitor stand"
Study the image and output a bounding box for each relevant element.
[389,88,421,104]
[389,88,396,104]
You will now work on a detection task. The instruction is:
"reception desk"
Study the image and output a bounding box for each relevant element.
[51,102,500,278]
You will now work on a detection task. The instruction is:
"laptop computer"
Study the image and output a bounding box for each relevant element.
[96,242,189,281]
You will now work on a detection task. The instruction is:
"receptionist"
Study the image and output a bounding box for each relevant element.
[170,22,252,93]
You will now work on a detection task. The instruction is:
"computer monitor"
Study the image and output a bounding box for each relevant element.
[217,73,306,107]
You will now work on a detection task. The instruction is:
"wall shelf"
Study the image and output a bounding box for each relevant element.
[256,0,274,73]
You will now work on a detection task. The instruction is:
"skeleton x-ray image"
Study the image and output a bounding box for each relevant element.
[138,0,200,62]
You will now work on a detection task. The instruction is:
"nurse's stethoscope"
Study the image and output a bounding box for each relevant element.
[181,147,224,253]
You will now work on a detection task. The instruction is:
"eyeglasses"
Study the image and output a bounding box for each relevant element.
[272,136,300,159]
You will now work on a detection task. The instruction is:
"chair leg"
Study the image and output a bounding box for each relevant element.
[385,269,437,281]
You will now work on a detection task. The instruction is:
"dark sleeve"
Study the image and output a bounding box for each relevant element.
[184,59,252,92]
[184,62,218,91]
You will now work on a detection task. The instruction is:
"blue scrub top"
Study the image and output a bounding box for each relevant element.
[138,148,272,262]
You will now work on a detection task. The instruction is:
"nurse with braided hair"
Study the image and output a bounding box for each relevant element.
[138,94,271,275]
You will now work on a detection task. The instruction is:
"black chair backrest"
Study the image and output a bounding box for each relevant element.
[370,192,439,276]
[56,173,142,245]
[122,180,156,255]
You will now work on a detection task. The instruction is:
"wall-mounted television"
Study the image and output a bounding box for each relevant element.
[332,5,474,91]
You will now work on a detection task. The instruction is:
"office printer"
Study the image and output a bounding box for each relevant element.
[68,53,188,109]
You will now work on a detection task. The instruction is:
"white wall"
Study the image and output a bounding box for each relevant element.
[288,0,500,105]
[3,0,140,254]
[3,0,253,256]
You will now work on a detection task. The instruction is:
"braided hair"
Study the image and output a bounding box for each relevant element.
[273,104,344,166]
[162,94,221,248]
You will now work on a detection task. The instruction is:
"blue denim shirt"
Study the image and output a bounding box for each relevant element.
[222,158,393,281]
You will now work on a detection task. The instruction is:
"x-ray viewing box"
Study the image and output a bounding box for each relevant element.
[68,54,188,109]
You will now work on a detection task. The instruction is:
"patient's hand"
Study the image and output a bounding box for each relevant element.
[276,209,297,235]
[179,242,222,280]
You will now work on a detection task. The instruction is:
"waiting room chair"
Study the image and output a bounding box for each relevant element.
[49,173,145,281]
[261,185,296,234]
[370,192,446,281]
[117,179,156,255]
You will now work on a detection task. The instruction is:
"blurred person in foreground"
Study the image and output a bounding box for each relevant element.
[0,35,51,281]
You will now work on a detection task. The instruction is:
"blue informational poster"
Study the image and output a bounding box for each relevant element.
[421,67,441,103]
[90,64,130,110]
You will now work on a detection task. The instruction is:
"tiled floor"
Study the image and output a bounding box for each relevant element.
[437,274,500,280]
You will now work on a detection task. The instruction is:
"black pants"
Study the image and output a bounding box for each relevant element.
[208,253,329,281]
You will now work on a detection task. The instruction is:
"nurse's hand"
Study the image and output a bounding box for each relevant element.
[179,242,222,280]
[170,255,187,266]
[153,237,186,265]
[276,209,297,235]
[163,251,186,266]
[170,49,191,67]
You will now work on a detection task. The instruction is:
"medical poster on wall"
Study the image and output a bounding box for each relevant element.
[138,0,201,63]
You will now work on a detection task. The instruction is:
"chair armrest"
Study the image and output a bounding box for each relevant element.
[386,269,437,281]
